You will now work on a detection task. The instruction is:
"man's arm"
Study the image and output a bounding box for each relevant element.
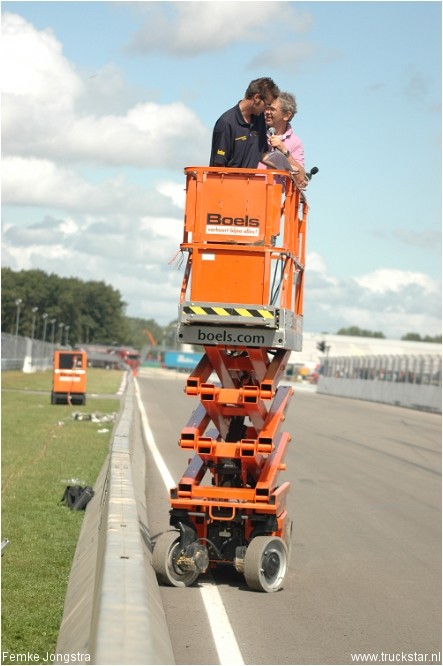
[210,118,232,166]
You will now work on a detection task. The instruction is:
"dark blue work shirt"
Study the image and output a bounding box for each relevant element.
[209,103,268,168]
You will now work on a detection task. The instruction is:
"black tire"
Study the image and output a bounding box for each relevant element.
[152,531,200,588]
[244,536,288,592]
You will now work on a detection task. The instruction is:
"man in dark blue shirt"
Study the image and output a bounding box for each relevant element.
[210,77,280,169]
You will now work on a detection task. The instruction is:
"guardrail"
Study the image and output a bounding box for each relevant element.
[55,373,175,664]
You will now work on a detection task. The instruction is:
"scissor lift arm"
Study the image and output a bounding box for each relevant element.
[152,165,314,592]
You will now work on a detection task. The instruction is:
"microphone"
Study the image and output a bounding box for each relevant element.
[306,166,319,180]
[267,127,276,152]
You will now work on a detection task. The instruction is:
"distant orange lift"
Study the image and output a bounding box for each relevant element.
[51,350,87,405]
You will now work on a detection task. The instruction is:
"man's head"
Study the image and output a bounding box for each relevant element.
[244,77,280,116]
[265,92,298,127]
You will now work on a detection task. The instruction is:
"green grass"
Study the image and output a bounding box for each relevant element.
[1,369,123,661]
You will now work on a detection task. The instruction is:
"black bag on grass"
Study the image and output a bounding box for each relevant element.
[61,485,94,510]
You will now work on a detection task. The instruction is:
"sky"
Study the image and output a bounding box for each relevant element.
[1,0,441,340]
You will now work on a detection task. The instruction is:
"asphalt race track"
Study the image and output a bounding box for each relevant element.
[138,369,441,665]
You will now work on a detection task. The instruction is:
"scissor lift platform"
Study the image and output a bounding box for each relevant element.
[152,164,312,592]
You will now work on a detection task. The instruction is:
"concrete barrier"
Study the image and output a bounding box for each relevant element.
[56,373,175,664]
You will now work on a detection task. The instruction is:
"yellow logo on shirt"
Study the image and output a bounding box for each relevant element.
[217,149,226,156]
[235,135,247,141]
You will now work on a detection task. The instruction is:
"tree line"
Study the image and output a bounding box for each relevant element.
[336,326,441,343]
[1,268,164,349]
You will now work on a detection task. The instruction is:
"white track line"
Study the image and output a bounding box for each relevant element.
[134,378,245,666]
[134,379,176,491]
[199,582,245,665]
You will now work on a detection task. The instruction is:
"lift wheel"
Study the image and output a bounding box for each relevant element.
[152,530,207,588]
[244,536,288,593]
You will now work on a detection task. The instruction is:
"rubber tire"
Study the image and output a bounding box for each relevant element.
[152,530,200,588]
[244,536,289,593]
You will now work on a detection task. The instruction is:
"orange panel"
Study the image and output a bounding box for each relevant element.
[190,247,267,303]
[184,167,282,244]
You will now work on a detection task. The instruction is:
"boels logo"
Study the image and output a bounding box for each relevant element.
[206,213,259,228]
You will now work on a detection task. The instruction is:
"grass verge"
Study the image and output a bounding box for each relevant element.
[1,369,124,661]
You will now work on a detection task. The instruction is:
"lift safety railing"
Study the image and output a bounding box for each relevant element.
[177,165,308,351]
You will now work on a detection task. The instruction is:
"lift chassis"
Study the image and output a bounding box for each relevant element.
[152,162,314,592]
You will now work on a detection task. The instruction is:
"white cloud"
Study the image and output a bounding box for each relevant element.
[3,243,72,272]
[59,217,80,236]
[76,63,150,116]
[304,259,441,338]
[156,181,187,209]
[354,268,438,295]
[126,1,313,56]
[248,41,343,74]
[57,102,207,167]
[2,205,186,324]
[2,156,181,216]
[1,12,83,106]
[393,228,441,250]
[1,13,209,168]
[306,251,338,285]
[2,157,94,208]
[1,12,83,151]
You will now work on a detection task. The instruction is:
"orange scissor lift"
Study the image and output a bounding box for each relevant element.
[152,162,312,592]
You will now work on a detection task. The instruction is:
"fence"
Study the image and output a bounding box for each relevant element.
[1,333,125,372]
[318,354,442,413]
[321,354,442,386]
[1,332,55,372]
